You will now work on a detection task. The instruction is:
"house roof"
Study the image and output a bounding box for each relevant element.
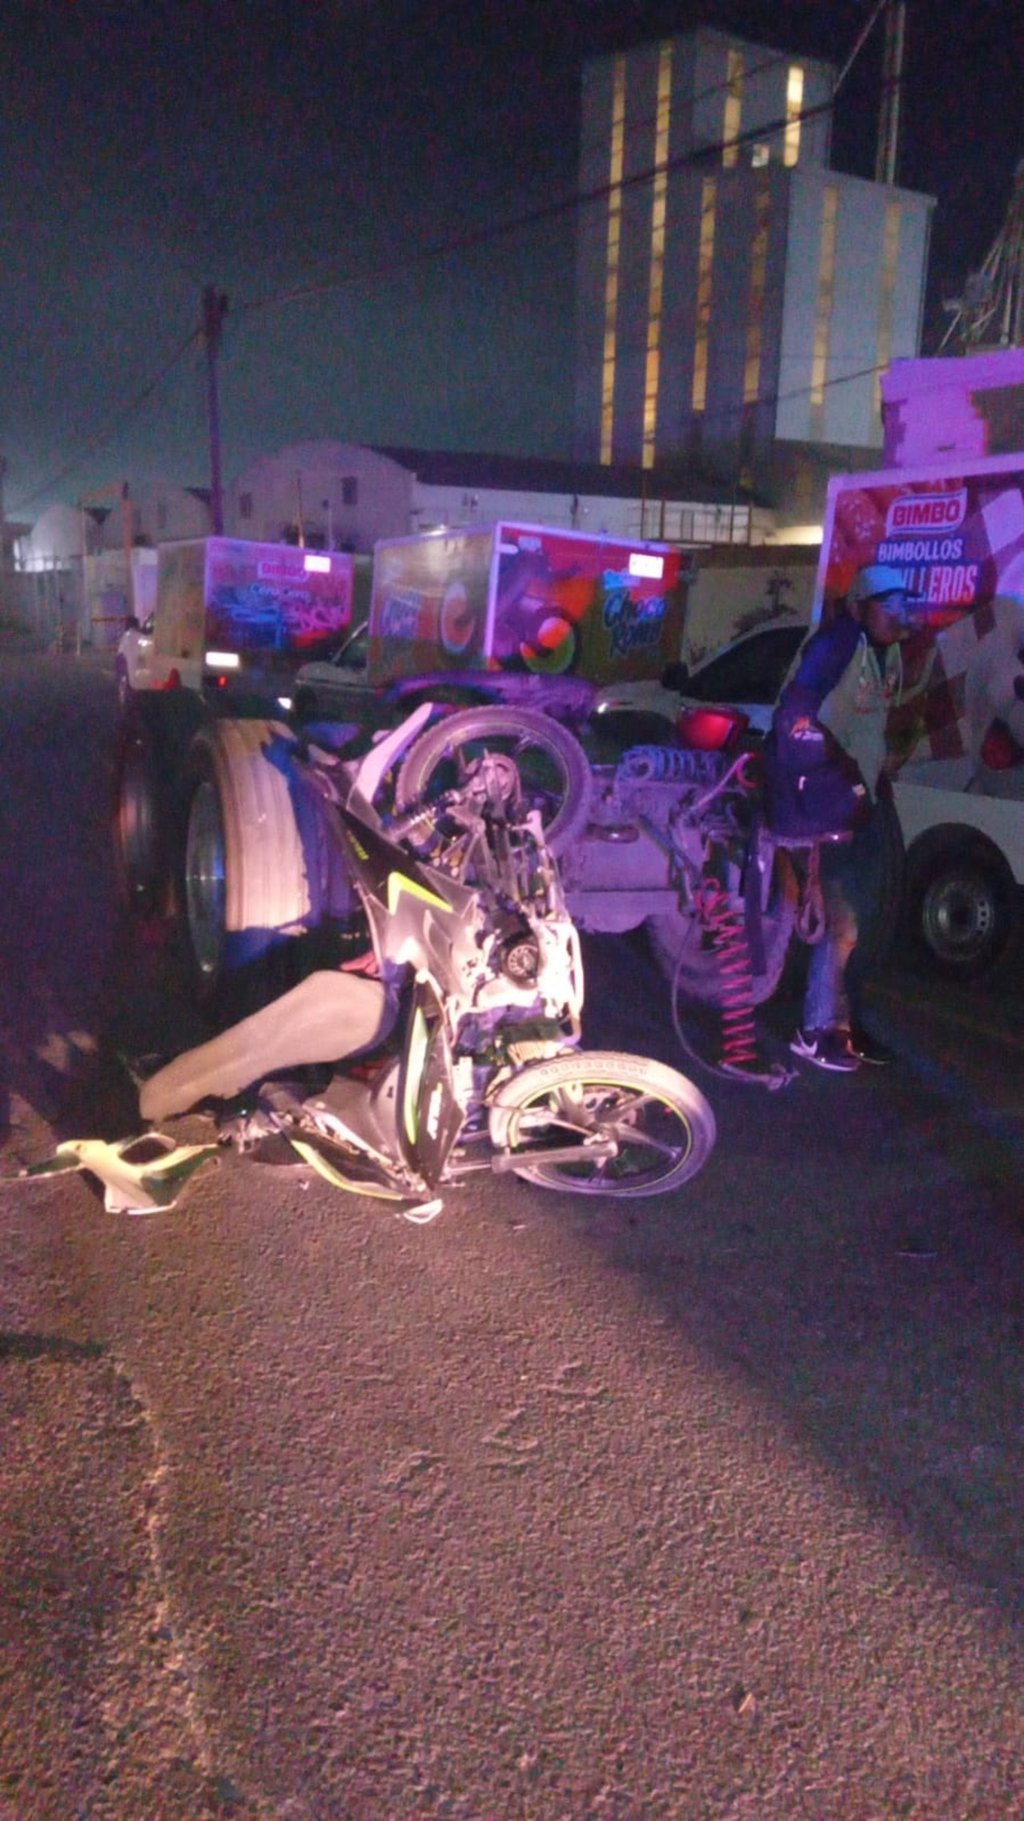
[371,445,759,505]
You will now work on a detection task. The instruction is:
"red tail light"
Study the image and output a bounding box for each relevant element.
[980,717,1024,770]
[676,705,749,751]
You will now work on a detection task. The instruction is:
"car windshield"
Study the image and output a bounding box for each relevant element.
[688,625,805,703]
[333,622,368,671]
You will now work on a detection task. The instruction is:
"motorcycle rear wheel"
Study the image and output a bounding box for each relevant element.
[394,705,592,855]
[488,1050,715,1198]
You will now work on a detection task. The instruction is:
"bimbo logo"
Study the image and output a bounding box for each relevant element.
[884,489,967,538]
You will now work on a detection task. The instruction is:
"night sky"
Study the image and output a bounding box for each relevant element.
[1,0,1019,520]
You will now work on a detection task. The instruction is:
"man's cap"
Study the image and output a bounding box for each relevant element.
[847,563,922,606]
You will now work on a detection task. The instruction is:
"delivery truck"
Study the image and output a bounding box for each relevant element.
[368,520,684,689]
[288,521,688,729]
[813,450,1024,977]
[124,535,355,698]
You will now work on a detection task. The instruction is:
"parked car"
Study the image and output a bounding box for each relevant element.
[289,619,810,746]
[594,621,808,734]
[676,623,807,731]
[289,622,602,731]
[288,619,374,721]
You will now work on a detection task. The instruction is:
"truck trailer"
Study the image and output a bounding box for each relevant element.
[113,525,689,1006]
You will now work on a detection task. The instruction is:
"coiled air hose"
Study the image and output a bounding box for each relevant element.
[667,875,795,1091]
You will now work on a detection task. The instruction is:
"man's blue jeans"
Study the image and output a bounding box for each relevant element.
[803,805,887,1034]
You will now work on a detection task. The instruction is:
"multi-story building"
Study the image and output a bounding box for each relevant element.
[573,27,936,523]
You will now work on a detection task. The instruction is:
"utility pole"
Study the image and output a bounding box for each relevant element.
[875,0,906,186]
[202,285,229,535]
[940,159,1024,352]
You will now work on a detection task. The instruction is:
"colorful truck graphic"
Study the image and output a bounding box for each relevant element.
[151,537,355,688]
[367,523,685,689]
[815,452,1024,975]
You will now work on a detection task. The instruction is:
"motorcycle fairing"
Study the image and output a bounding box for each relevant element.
[15,1134,219,1215]
[395,980,466,1183]
[330,800,479,966]
[139,971,389,1122]
[287,1128,415,1201]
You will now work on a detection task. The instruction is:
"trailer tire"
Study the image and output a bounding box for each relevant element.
[176,718,339,1011]
[113,693,212,924]
[112,703,175,918]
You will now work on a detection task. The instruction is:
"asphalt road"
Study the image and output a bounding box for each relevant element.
[2,651,1024,1821]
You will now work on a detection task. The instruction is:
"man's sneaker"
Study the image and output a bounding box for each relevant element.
[848,1025,895,1066]
[790,1026,860,1072]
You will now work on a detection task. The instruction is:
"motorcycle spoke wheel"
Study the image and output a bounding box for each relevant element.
[490,1050,715,1198]
[394,706,591,855]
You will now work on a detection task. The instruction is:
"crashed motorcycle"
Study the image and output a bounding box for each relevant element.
[139,703,717,1215]
[386,694,852,1083]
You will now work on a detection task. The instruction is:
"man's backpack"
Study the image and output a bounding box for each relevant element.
[762,702,871,840]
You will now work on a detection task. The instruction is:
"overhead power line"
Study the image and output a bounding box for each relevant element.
[11,325,202,515]
[235,91,839,322]
[9,11,920,514]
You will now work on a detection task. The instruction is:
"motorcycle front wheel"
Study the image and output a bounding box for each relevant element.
[488,1050,716,1198]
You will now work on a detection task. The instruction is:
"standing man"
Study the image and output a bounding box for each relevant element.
[776,563,916,1073]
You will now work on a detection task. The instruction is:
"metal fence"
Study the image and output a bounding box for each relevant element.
[0,560,117,651]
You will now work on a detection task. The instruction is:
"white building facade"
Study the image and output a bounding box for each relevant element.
[222,441,764,551]
[224,442,414,555]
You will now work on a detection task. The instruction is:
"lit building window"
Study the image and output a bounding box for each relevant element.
[692,177,717,412]
[600,55,626,465]
[875,202,902,414]
[743,174,771,404]
[785,65,804,167]
[642,42,673,470]
[751,142,770,168]
[810,184,839,416]
[723,49,743,169]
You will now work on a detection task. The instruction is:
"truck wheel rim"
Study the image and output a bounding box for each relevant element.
[923,874,995,962]
[185,780,226,977]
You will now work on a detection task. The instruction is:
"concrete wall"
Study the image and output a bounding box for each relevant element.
[407,481,752,545]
